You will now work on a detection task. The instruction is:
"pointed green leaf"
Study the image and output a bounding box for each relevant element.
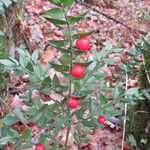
[44,17,66,25]
[42,63,51,76]
[32,50,39,62]
[42,76,51,85]
[49,40,69,47]
[60,0,74,8]
[48,0,61,6]
[68,11,88,25]
[59,54,71,65]
[50,62,69,72]
[73,61,93,67]
[73,31,94,39]
[99,94,108,105]
[0,59,16,67]
[41,87,51,95]
[52,74,60,87]
[22,129,31,139]
[128,135,137,147]
[26,63,34,72]
[43,8,64,20]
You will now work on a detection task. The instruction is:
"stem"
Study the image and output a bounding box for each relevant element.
[121,66,128,150]
[61,5,73,149]
[0,97,39,139]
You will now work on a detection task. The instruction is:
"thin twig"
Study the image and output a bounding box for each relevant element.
[75,0,148,35]
[121,66,128,150]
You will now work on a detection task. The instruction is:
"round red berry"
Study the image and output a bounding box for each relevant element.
[67,97,78,108]
[98,116,106,125]
[35,143,45,150]
[76,37,90,51]
[71,65,85,78]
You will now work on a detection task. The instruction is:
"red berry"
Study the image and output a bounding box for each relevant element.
[67,97,78,108]
[76,37,90,51]
[35,143,45,150]
[71,65,85,78]
[98,116,106,125]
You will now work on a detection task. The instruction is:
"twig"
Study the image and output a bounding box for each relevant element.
[121,66,128,150]
[142,54,150,85]
[0,97,39,139]
[75,0,149,35]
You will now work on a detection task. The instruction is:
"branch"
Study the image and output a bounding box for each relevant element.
[121,66,128,150]
[75,0,149,35]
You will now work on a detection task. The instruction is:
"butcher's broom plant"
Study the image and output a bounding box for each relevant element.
[0,0,144,149]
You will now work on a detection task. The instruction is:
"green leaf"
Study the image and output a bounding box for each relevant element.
[22,129,31,139]
[0,59,16,67]
[79,137,89,143]
[99,94,108,105]
[42,76,51,85]
[112,87,119,99]
[71,94,88,100]
[19,55,29,68]
[125,88,139,96]
[3,114,20,126]
[104,39,112,51]
[128,135,137,147]
[43,8,64,20]
[59,54,71,65]
[3,0,12,7]
[8,128,19,138]
[104,107,121,116]
[34,98,43,109]
[72,48,84,55]
[40,87,51,95]
[32,50,39,62]
[44,17,66,25]
[39,134,46,143]
[50,62,69,72]
[0,136,11,144]
[48,0,61,6]
[0,3,4,13]
[52,74,60,87]
[16,48,30,58]
[53,119,62,136]
[49,40,69,47]
[104,58,115,65]
[82,120,96,127]
[42,63,51,76]
[26,108,39,116]
[33,64,42,78]
[73,61,93,67]
[62,29,70,39]
[60,0,74,8]
[73,31,94,39]
[68,11,88,25]
[112,48,124,53]
[26,63,34,72]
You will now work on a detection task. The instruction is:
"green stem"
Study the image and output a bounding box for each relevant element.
[61,5,73,149]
